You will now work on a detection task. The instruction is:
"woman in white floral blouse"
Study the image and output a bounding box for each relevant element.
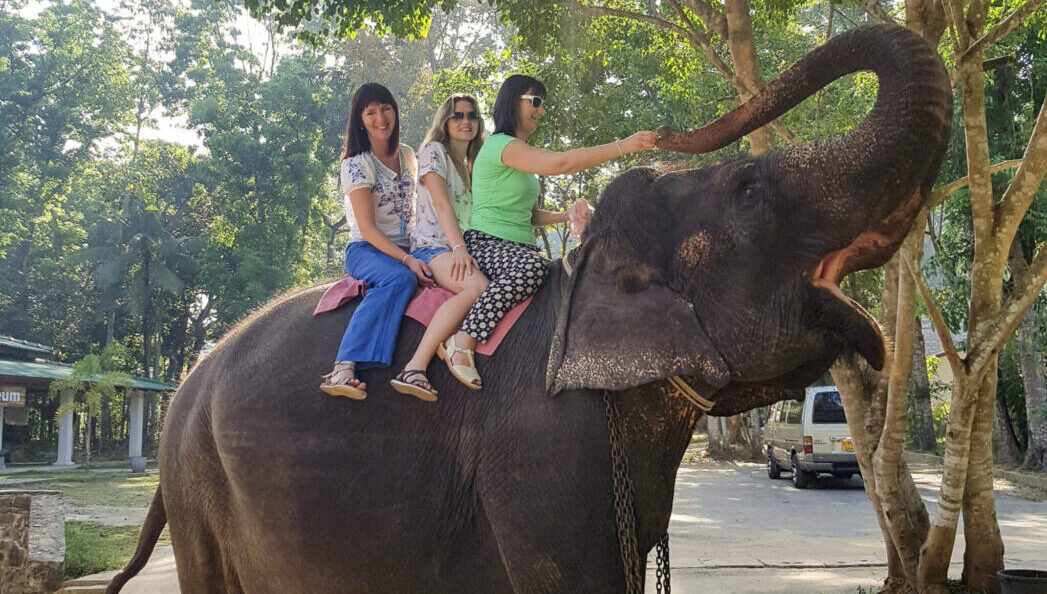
[389,94,488,401]
[320,83,436,401]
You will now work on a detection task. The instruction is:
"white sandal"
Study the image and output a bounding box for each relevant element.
[320,362,367,400]
[437,335,482,390]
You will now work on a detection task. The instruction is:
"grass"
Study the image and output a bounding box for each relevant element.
[64,521,171,580]
[0,469,161,580]
[0,469,158,507]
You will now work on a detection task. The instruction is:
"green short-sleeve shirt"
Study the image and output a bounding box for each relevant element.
[470,133,540,245]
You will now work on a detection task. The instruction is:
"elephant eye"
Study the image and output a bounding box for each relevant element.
[737,182,763,205]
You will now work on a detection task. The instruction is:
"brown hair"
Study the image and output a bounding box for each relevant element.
[420,94,485,189]
[340,83,400,160]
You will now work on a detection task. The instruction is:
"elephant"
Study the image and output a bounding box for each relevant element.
[108,24,951,594]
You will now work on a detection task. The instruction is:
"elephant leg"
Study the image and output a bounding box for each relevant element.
[169,522,245,594]
[477,403,626,594]
[480,478,624,593]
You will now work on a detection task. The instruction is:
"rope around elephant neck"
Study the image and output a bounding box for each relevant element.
[603,391,671,593]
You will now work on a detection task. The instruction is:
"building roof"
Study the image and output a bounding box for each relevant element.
[0,358,174,392]
[0,336,53,360]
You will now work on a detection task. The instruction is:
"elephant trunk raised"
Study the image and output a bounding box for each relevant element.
[658,24,951,279]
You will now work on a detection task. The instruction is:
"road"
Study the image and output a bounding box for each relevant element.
[646,460,1047,593]
[84,460,1047,593]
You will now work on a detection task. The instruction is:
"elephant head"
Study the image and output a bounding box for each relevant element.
[547,24,951,412]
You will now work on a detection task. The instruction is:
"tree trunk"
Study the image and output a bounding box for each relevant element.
[832,355,915,592]
[100,395,112,452]
[142,245,153,379]
[907,317,935,451]
[163,291,191,382]
[707,415,727,458]
[873,227,929,587]
[1008,232,1047,472]
[1018,306,1047,470]
[836,250,930,593]
[748,409,763,460]
[961,370,1005,593]
[723,0,773,155]
[992,393,1021,467]
[84,416,92,469]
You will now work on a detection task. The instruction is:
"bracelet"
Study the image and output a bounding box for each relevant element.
[401,253,411,265]
[451,243,466,253]
[615,140,623,157]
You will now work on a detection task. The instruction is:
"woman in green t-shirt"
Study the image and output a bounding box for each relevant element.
[437,74,657,390]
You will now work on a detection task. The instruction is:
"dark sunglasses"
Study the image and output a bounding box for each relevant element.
[520,94,544,109]
[449,111,480,121]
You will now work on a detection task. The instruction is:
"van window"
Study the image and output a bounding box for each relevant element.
[812,390,847,424]
[784,399,804,424]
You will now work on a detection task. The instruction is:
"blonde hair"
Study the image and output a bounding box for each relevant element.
[421,94,485,190]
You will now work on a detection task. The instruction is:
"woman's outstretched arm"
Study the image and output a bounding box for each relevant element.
[501,131,658,176]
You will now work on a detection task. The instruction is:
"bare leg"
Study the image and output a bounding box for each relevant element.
[403,253,487,372]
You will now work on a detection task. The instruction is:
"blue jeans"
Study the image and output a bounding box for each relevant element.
[337,241,417,368]
[411,245,451,264]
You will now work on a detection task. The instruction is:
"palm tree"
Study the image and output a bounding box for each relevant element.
[85,198,198,379]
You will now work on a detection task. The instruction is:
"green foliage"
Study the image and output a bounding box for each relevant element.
[49,347,133,426]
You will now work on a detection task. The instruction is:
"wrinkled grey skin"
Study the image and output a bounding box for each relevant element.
[109,25,950,594]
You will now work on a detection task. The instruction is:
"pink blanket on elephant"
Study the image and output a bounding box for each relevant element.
[313,278,531,356]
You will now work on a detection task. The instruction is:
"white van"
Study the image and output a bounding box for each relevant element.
[764,385,860,489]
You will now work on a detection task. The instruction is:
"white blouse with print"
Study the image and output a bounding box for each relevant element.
[340,144,417,249]
[411,141,472,251]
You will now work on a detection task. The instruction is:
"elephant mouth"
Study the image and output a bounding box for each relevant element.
[804,188,923,369]
[802,193,924,371]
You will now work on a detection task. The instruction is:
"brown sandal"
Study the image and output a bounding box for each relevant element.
[320,362,367,400]
[390,370,438,402]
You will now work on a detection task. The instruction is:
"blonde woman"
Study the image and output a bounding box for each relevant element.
[390,94,488,401]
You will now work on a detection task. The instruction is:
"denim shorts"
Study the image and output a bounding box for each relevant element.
[411,245,451,264]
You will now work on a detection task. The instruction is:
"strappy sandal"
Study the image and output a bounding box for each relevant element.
[390,370,438,402]
[320,362,367,400]
[437,335,482,390]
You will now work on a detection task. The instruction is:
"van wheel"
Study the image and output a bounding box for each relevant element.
[791,453,811,489]
[767,447,782,479]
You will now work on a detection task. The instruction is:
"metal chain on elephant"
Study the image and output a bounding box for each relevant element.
[655,533,670,594]
[603,391,644,594]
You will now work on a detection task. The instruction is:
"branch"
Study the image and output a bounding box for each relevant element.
[995,96,1047,253]
[564,1,692,38]
[968,241,1047,378]
[678,0,727,38]
[858,0,896,24]
[958,0,1047,66]
[663,0,738,84]
[571,0,800,146]
[928,159,1023,207]
[769,120,797,145]
[905,255,965,378]
[942,0,967,54]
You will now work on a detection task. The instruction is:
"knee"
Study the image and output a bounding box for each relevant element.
[388,267,417,292]
[464,274,488,298]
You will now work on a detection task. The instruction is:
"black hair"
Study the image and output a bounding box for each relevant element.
[492,74,546,138]
[341,83,401,159]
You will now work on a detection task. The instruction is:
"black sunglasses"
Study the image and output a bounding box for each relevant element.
[449,111,480,121]
[520,94,544,109]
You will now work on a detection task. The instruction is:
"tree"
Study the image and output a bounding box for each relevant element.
[48,347,132,468]
[0,0,134,341]
[831,1,1047,592]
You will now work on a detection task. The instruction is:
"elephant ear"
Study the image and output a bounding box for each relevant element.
[546,237,730,396]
